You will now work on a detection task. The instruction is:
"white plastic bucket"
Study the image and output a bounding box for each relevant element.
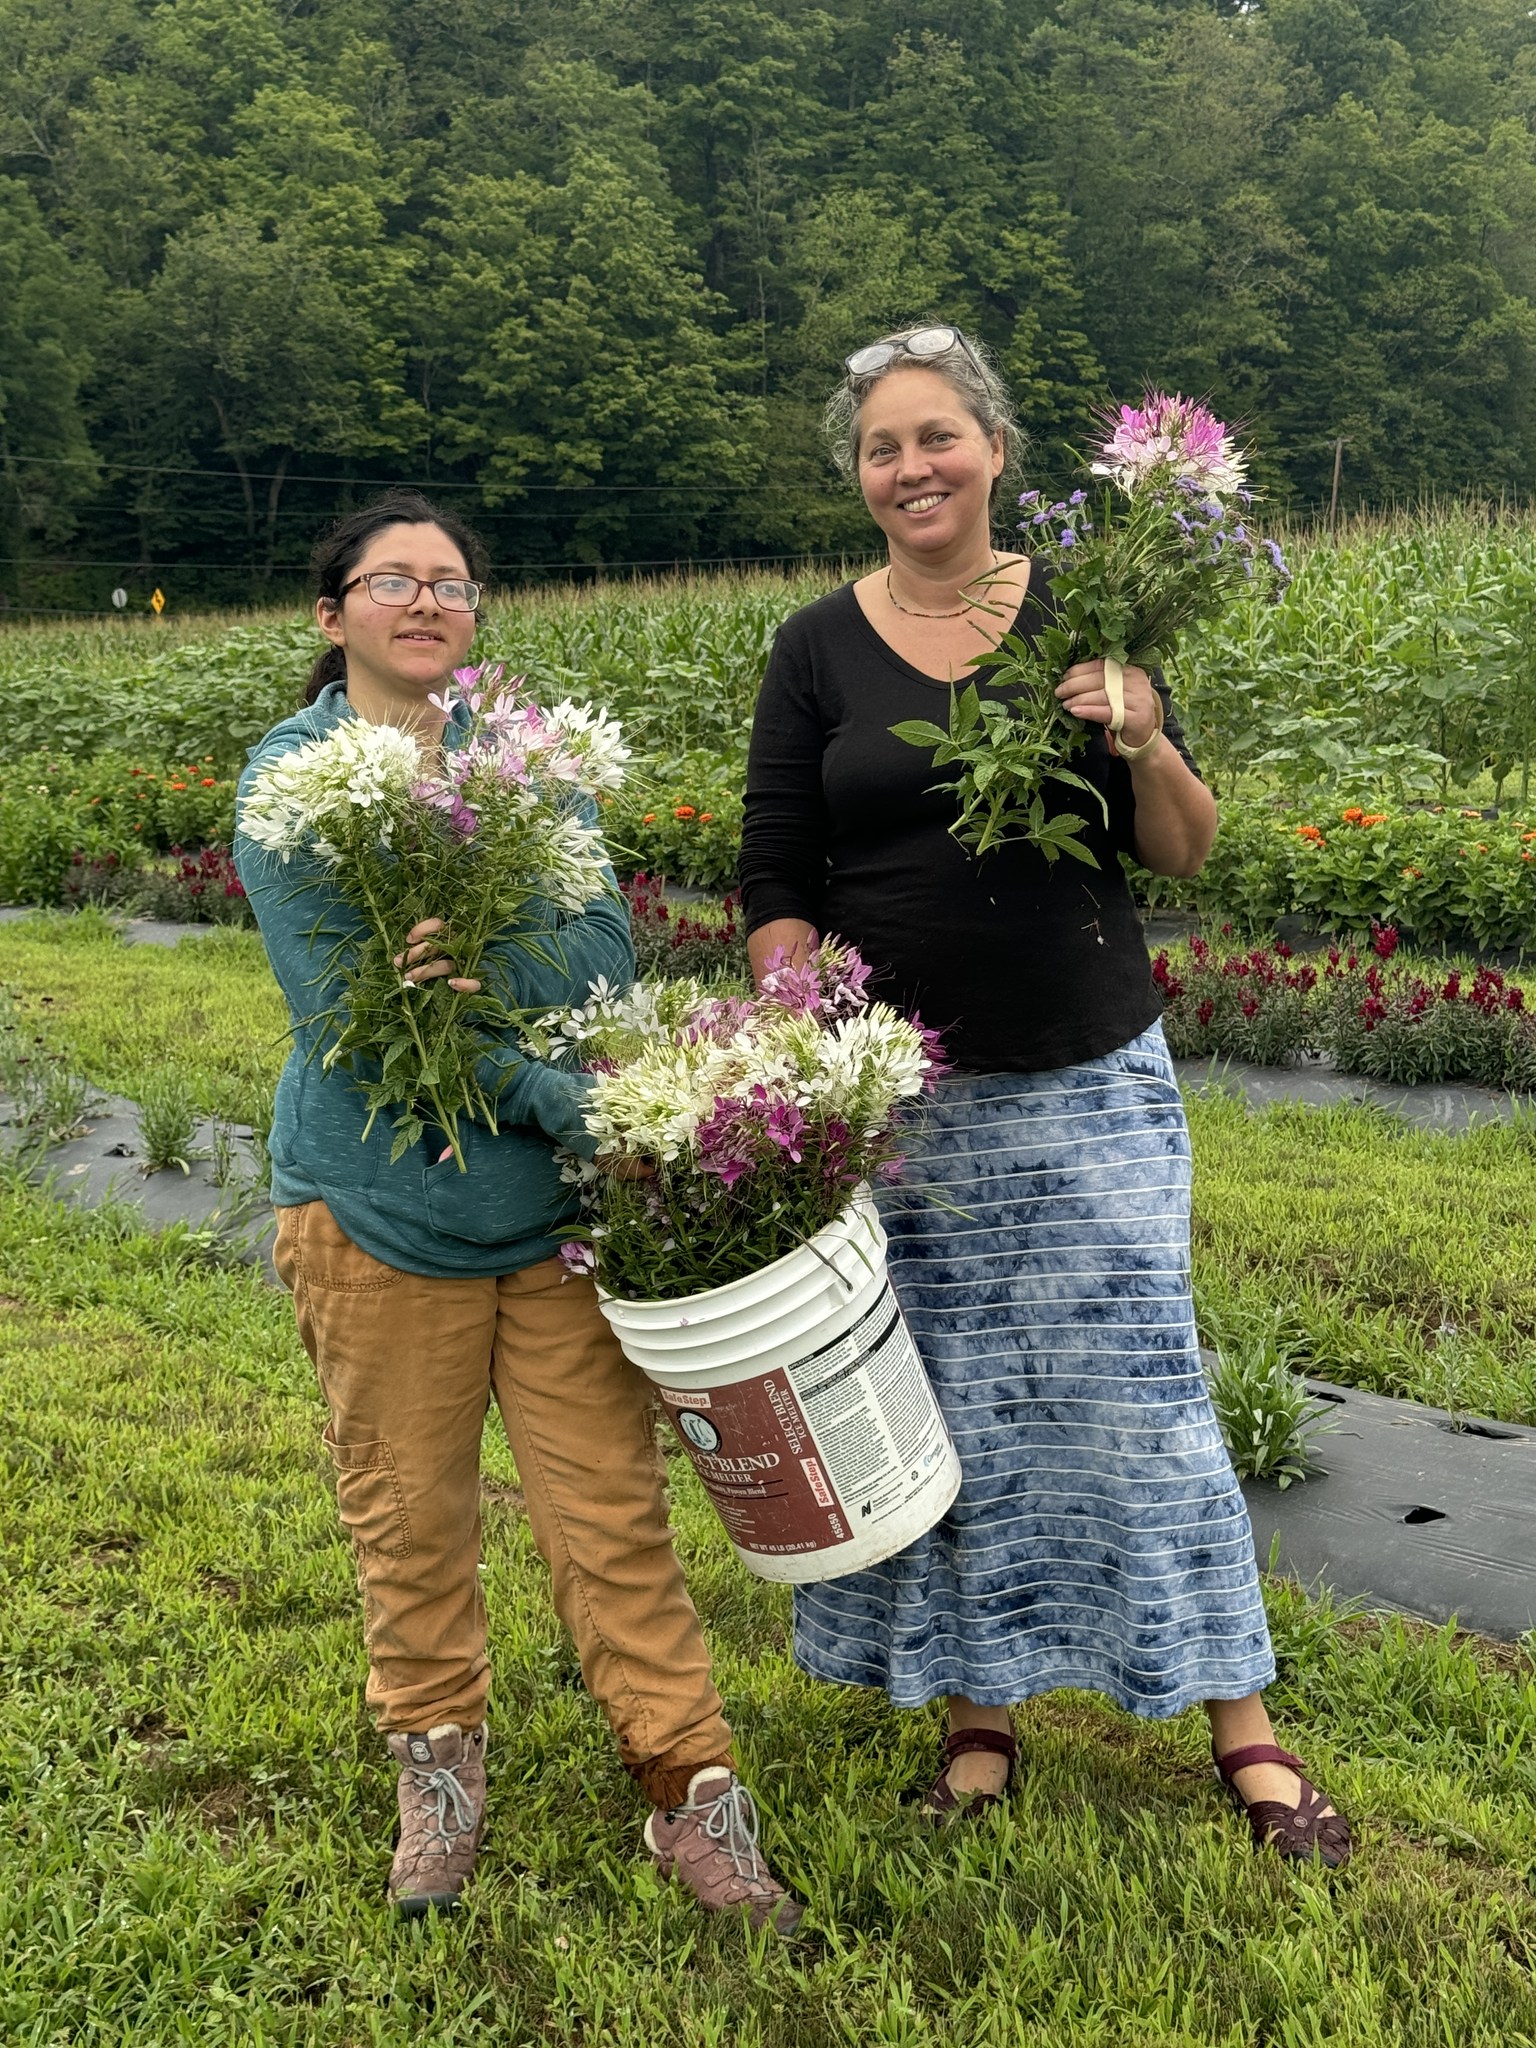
[598,1196,962,1583]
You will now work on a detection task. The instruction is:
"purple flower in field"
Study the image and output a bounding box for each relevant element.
[1263,536,1289,576]
[1068,489,1087,505]
[1019,489,1040,504]
[1057,528,1077,548]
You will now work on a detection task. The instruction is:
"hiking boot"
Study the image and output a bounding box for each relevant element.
[644,1767,803,1935]
[385,1722,487,1915]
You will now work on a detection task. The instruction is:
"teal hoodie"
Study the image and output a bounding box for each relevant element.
[233,680,634,1278]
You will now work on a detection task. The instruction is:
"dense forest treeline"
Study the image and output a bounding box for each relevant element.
[4,0,1536,605]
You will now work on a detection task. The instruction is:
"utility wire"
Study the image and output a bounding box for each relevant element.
[5,450,843,494]
[0,545,871,615]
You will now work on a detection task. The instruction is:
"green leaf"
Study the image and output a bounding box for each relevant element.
[890,719,950,749]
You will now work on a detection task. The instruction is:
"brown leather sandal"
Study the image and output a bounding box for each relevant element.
[1214,1742,1352,1868]
[920,1728,1018,1823]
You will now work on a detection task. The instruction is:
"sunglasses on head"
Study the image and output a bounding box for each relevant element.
[845,325,981,379]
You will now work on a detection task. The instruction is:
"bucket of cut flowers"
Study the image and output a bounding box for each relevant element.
[527,943,962,1582]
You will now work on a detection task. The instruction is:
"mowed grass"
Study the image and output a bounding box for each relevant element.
[1186,1089,1536,1426]
[0,912,287,1125]
[1,1177,1534,2047]
[4,912,1535,1422]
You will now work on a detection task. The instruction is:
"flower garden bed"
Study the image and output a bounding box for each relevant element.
[1152,801,1536,954]
[1154,925,1536,1090]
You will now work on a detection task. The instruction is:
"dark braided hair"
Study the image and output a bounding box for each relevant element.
[304,490,491,705]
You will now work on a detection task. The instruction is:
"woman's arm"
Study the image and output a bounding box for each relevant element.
[739,623,830,957]
[1123,738,1218,878]
[747,917,817,988]
[1055,657,1218,878]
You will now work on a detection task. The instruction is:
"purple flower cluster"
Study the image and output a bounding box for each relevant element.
[1163,477,1290,589]
[415,662,586,839]
[1018,489,1095,551]
[758,941,871,1022]
[696,1084,814,1189]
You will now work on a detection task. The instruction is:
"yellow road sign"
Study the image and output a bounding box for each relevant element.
[150,587,166,615]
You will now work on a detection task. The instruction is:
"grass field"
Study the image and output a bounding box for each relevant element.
[1,1174,1533,2047]
[2,912,1532,1425]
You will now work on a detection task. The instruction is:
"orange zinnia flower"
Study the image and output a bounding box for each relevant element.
[1296,824,1325,845]
[674,806,696,820]
[642,813,656,824]
[201,777,216,787]
[699,812,715,823]
[1341,807,1364,824]
[1361,813,1387,827]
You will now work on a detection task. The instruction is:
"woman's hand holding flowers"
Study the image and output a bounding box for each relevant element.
[893,393,1284,863]
[392,917,482,994]
[1055,658,1160,753]
[596,1151,656,1181]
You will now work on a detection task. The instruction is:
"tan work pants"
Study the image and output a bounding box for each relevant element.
[273,1200,733,1809]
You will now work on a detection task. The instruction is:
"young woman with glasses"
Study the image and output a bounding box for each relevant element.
[738,329,1351,1867]
[234,490,802,1927]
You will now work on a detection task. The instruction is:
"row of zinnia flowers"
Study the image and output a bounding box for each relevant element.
[1180,803,1536,951]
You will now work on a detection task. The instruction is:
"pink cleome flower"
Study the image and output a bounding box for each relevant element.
[1093,392,1247,496]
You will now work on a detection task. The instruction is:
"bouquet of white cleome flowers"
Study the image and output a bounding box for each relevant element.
[520,938,945,1301]
[239,663,628,1169]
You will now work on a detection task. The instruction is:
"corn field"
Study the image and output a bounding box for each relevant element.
[3,515,1535,805]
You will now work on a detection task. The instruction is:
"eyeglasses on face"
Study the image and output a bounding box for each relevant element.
[844,325,982,380]
[341,572,482,613]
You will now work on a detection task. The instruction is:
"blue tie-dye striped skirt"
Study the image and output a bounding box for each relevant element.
[793,1021,1276,1717]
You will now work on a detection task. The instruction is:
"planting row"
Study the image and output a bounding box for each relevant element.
[1161,801,1536,954]
[8,745,1532,960]
[1155,928,1536,1090]
[10,514,1536,805]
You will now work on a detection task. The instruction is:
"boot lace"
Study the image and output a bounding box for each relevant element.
[699,1776,765,1883]
[407,1758,477,1847]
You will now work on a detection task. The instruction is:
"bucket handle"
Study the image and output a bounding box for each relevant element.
[796,1210,878,1295]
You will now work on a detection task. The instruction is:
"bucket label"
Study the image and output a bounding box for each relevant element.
[656,1284,953,1561]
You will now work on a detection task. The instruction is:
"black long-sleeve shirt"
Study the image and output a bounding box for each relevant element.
[739,574,1201,1072]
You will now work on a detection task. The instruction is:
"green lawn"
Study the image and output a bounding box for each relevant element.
[3,913,1533,1423]
[1,1177,1533,2046]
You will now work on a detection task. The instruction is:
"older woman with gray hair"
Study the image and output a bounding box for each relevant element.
[739,325,1350,1865]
